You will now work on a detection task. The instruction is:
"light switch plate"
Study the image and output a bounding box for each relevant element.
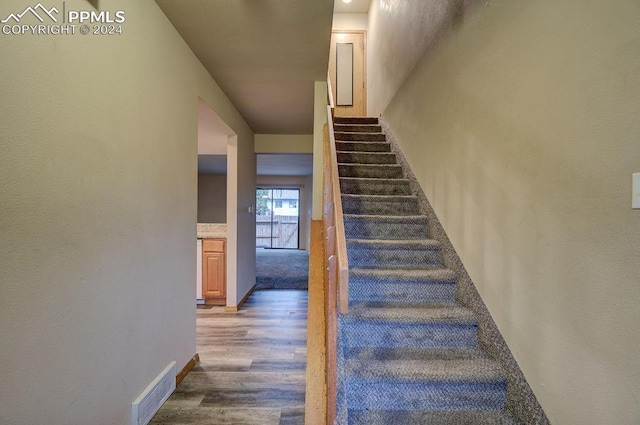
[633,173,640,209]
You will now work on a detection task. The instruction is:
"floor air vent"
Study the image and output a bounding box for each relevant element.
[131,361,176,425]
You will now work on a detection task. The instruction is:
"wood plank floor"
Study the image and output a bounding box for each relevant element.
[150,290,308,425]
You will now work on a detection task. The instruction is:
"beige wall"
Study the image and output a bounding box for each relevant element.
[371,0,640,423]
[332,13,368,31]
[367,0,476,116]
[198,174,227,223]
[0,0,254,423]
[255,134,313,154]
[257,175,313,250]
[225,133,257,307]
[197,98,229,155]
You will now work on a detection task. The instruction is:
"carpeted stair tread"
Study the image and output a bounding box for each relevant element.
[347,238,440,249]
[348,409,519,425]
[343,213,427,224]
[335,141,391,152]
[337,151,397,164]
[344,213,427,222]
[338,163,403,179]
[346,302,477,325]
[345,377,505,412]
[342,194,419,215]
[344,214,428,239]
[340,313,478,349]
[344,346,483,361]
[334,124,382,133]
[346,238,442,269]
[334,131,387,142]
[334,116,379,125]
[341,193,418,200]
[349,268,457,304]
[340,177,411,195]
[345,356,506,383]
[349,267,455,282]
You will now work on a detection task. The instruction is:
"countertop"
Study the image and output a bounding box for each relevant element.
[197,223,227,239]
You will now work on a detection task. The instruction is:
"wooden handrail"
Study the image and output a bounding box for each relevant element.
[327,71,335,109]
[326,106,349,314]
[323,82,350,421]
[306,77,347,425]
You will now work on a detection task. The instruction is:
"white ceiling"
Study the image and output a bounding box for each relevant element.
[155,0,335,134]
[334,0,371,14]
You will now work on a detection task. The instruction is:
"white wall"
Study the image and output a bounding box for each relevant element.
[257,175,313,250]
[198,174,227,223]
[0,0,254,423]
[370,0,640,423]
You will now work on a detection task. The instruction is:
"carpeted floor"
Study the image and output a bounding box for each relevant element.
[255,248,309,290]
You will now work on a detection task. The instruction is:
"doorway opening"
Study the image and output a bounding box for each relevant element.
[329,30,367,117]
[256,188,300,249]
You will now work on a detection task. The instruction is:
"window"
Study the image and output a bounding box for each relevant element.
[256,188,300,249]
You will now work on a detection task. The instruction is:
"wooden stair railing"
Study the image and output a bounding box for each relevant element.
[305,82,349,425]
[324,108,349,315]
[323,104,349,425]
[326,78,348,314]
[327,71,335,110]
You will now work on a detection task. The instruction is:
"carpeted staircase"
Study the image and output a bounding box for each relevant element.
[334,116,518,425]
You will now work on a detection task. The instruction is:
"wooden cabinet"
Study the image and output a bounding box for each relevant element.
[202,239,226,305]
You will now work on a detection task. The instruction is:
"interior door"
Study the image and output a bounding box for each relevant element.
[329,31,366,117]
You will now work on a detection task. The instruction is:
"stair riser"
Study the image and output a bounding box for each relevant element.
[347,245,441,268]
[334,124,382,133]
[334,117,379,125]
[340,179,410,195]
[334,132,387,142]
[339,164,403,179]
[344,219,428,239]
[348,409,518,425]
[349,281,456,304]
[342,322,478,349]
[337,152,397,165]
[342,197,419,216]
[345,381,506,411]
[335,141,391,152]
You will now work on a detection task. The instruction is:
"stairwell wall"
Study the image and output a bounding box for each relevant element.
[0,0,254,423]
[367,0,479,117]
[369,0,640,424]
